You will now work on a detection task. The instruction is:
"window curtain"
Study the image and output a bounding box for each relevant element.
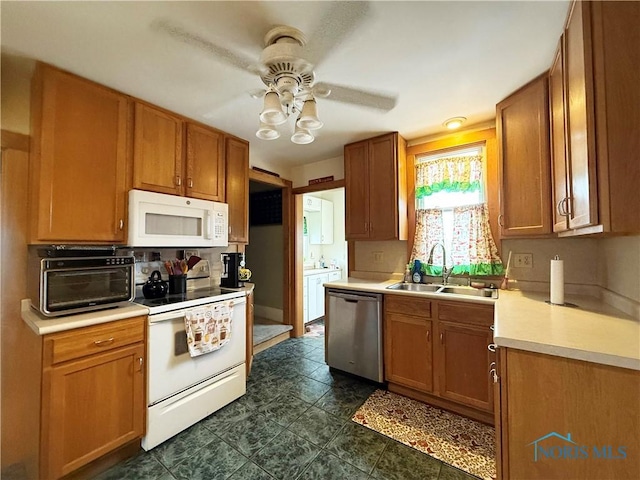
[410,209,444,270]
[451,204,503,275]
[415,155,482,198]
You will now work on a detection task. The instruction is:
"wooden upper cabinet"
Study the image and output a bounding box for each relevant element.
[185,123,225,202]
[132,102,183,196]
[496,73,552,237]
[344,140,369,239]
[29,64,129,243]
[345,132,407,240]
[225,137,249,243]
[549,40,570,233]
[551,1,640,235]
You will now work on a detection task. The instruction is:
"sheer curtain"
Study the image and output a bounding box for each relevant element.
[451,204,503,275]
[412,154,503,276]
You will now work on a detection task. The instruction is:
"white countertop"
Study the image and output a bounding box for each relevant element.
[304,268,341,276]
[494,290,640,371]
[324,277,640,371]
[21,299,150,336]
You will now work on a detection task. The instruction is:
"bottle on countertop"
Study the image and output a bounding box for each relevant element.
[404,264,412,283]
[320,255,325,268]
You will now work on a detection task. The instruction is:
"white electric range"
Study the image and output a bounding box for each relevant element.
[133,260,247,450]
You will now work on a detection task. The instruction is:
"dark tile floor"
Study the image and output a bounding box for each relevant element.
[97,327,479,480]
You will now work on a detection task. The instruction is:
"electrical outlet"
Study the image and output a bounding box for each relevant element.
[185,249,199,259]
[513,253,533,268]
[373,251,384,263]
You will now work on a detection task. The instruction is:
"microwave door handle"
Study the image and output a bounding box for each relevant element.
[204,211,212,239]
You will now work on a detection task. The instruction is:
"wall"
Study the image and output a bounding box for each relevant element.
[290,155,344,188]
[598,236,640,318]
[353,240,408,276]
[1,54,34,134]
[501,238,600,294]
[245,224,284,321]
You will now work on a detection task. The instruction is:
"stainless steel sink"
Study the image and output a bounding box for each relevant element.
[386,282,498,298]
[438,286,498,298]
[386,283,442,292]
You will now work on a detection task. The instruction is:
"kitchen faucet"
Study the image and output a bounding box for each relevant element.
[427,242,452,285]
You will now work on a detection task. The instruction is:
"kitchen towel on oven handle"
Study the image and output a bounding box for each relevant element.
[183,300,234,357]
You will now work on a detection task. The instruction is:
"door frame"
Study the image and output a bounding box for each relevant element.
[247,169,299,335]
[292,179,345,337]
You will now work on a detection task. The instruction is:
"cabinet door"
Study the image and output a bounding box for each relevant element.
[317,273,329,318]
[369,133,400,240]
[437,321,493,412]
[307,275,319,321]
[42,344,145,479]
[185,123,225,201]
[497,74,552,237]
[345,140,370,239]
[384,313,432,392]
[564,0,598,230]
[133,102,183,196]
[31,66,129,242]
[549,42,570,233]
[320,199,334,244]
[225,137,249,243]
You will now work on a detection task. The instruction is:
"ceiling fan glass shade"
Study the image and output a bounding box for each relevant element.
[291,124,314,144]
[256,122,280,140]
[297,99,323,130]
[259,91,287,125]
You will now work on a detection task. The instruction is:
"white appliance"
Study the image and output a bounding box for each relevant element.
[138,289,247,451]
[128,189,228,247]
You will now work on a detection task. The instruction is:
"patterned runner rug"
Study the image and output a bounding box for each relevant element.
[352,390,496,480]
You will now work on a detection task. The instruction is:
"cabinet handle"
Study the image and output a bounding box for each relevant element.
[489,361,496,370]
[490,368,498,383]
[137,357,144,372]
[94,337,115,347]
[440,332,444,344]
[488,343,496,352]
[119,219,124,230]
[364,222,368,232]
[188,177,193,188]
[557,199,565,216]
[498,214,504,227]
[490,325,495,331]
[426,330,430,342]
[564,197,572,216]
[176,175,182,186]
[228,226,232,234]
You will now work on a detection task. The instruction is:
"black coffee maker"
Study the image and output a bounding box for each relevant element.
[220,253,243,288]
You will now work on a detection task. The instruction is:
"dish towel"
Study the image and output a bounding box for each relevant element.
[184,300,234,357]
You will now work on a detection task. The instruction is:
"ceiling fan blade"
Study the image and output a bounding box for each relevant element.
[151,18,267,75]
[305,1,372,67]
[315,82,397,112]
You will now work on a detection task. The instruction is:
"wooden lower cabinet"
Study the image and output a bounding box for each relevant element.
[384,312,433,393]
[40,316,146,480]
[497,348,640,479]
[437,321,493,412]
[384,295,494,424]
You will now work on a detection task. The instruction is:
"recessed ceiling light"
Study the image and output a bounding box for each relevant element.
[443,117,467,130]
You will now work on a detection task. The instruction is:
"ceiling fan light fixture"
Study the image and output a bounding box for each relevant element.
[443,116,467,130]
[297,99,323,130]
[256,122,280,140]
[291,124,314,145]
[259,91,287,125]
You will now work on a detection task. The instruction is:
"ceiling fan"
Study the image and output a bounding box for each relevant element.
[152,4,397,144]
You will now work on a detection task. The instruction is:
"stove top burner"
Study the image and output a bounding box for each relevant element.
[134,286,244,314]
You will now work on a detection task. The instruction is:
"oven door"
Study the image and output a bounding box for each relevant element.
[147,296,247,405]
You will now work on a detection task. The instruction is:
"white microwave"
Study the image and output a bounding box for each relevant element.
[127,190,228,247]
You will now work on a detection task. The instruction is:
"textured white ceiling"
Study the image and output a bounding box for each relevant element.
[1,1,569,170]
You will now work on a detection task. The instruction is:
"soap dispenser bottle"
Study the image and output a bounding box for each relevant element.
[404,264,412,283]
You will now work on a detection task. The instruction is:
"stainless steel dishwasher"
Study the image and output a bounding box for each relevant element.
[325,289,383,383]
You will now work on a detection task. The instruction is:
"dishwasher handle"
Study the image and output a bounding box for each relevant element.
[327,289,381,303]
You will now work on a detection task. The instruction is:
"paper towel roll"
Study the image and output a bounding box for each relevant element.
[550,256,565,305]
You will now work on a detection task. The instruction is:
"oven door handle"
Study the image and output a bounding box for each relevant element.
[147,296,247,324]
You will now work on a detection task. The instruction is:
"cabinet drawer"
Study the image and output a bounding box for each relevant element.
[45,316,145,366]
[384,295,432,318]
[437,301,494,327]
